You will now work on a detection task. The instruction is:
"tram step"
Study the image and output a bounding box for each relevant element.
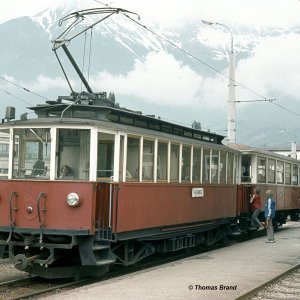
[96,258,116,266]
[93,244,110,251]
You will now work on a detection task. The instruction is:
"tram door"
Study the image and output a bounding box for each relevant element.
[95,133,126,238]
[97,132,115,180]
[96,132,116,239]
[238,154,253,215]
[237,184,252,215]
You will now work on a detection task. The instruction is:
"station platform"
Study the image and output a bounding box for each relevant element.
[43,222,300,300]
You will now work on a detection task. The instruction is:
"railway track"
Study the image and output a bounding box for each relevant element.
[0,226,289,299]
[236,264,300,300]
[0,276,78,300]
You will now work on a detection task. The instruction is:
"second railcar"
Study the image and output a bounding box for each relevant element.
[230,144,300,229]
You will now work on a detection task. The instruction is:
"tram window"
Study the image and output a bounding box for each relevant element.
[12,128,51,180]
[241,155,251,182]
[268,159,276,183]
[149,123,160,131]
[220,151,226,184]
[74,111,96,118]
[183,131,192,138]
[276,160,284,184]
[143,140,154,181]
[292,164,298,185]
[161,125,172,134]
[56,129,90,180]
[170,143,179,181]
[233,154,237,184]
[0,144,8,156]
[120,116,134,125]
[135,119,147,128]
[107,114,118,122]
[193,133,202,140]
[97,133,115,179]
[202,148,210,183]
[211,150,219,184]
[126,137,140,181]
[285,163,291,185]
[181,146,191,182]
[257,157,266,183]
[157,141,168,180]
[227,152,234,184]
[0,129,10,179]
[193,148,201,182]
[173,128,182,136]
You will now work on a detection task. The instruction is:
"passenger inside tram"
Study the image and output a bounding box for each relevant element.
[60,165,74,180]
[56,129,90,180]
[182,166,190,181]
[31,160,45,176]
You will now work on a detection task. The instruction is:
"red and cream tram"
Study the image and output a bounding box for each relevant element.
[0,96,242,278]
[0,6,299,279]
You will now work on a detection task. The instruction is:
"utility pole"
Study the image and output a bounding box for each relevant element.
[202,21,236,143]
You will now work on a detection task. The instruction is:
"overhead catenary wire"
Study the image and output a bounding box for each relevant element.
[0,87,67,117]
[93,0,272,103]
[81,30,88,91]
[0,88,32,106]
[0,1,299,126]
[88,28,93,82]
[80,27,95,88]
[0,75,51,102]
[237,99,300,118]
[122,9,300,119]
[272,101,300,118]
[236,99,276,103]
[122,15,277,104]
[94,1,300,121]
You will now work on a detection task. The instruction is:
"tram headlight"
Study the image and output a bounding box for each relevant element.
[66,193,83,207]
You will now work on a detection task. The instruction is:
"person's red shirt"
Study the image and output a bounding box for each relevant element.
[251,194,262,210]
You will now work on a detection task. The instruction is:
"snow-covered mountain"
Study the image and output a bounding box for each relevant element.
[0,2,299,148]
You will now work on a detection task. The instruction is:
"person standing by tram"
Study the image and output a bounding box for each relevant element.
[250,187,264,231]
[264,189,276,243]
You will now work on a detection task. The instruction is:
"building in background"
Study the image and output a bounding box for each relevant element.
[267,142,299,160]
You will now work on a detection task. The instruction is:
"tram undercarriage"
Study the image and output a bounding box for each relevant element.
[0,220,240,279]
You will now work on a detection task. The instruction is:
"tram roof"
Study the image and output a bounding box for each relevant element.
[23,92,225,145]
[228,143,300,163]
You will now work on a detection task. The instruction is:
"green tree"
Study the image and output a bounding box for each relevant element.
[108,92,115,102]
[191,121,201,130]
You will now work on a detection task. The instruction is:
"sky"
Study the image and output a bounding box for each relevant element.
[0,0,300,143]
[1,0,300,28]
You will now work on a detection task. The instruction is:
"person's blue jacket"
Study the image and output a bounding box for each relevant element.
[264,197,276,219]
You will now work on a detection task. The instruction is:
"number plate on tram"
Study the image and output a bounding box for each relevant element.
[192,187,204,198]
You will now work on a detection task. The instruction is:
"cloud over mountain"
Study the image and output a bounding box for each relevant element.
[0,1,300,148]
